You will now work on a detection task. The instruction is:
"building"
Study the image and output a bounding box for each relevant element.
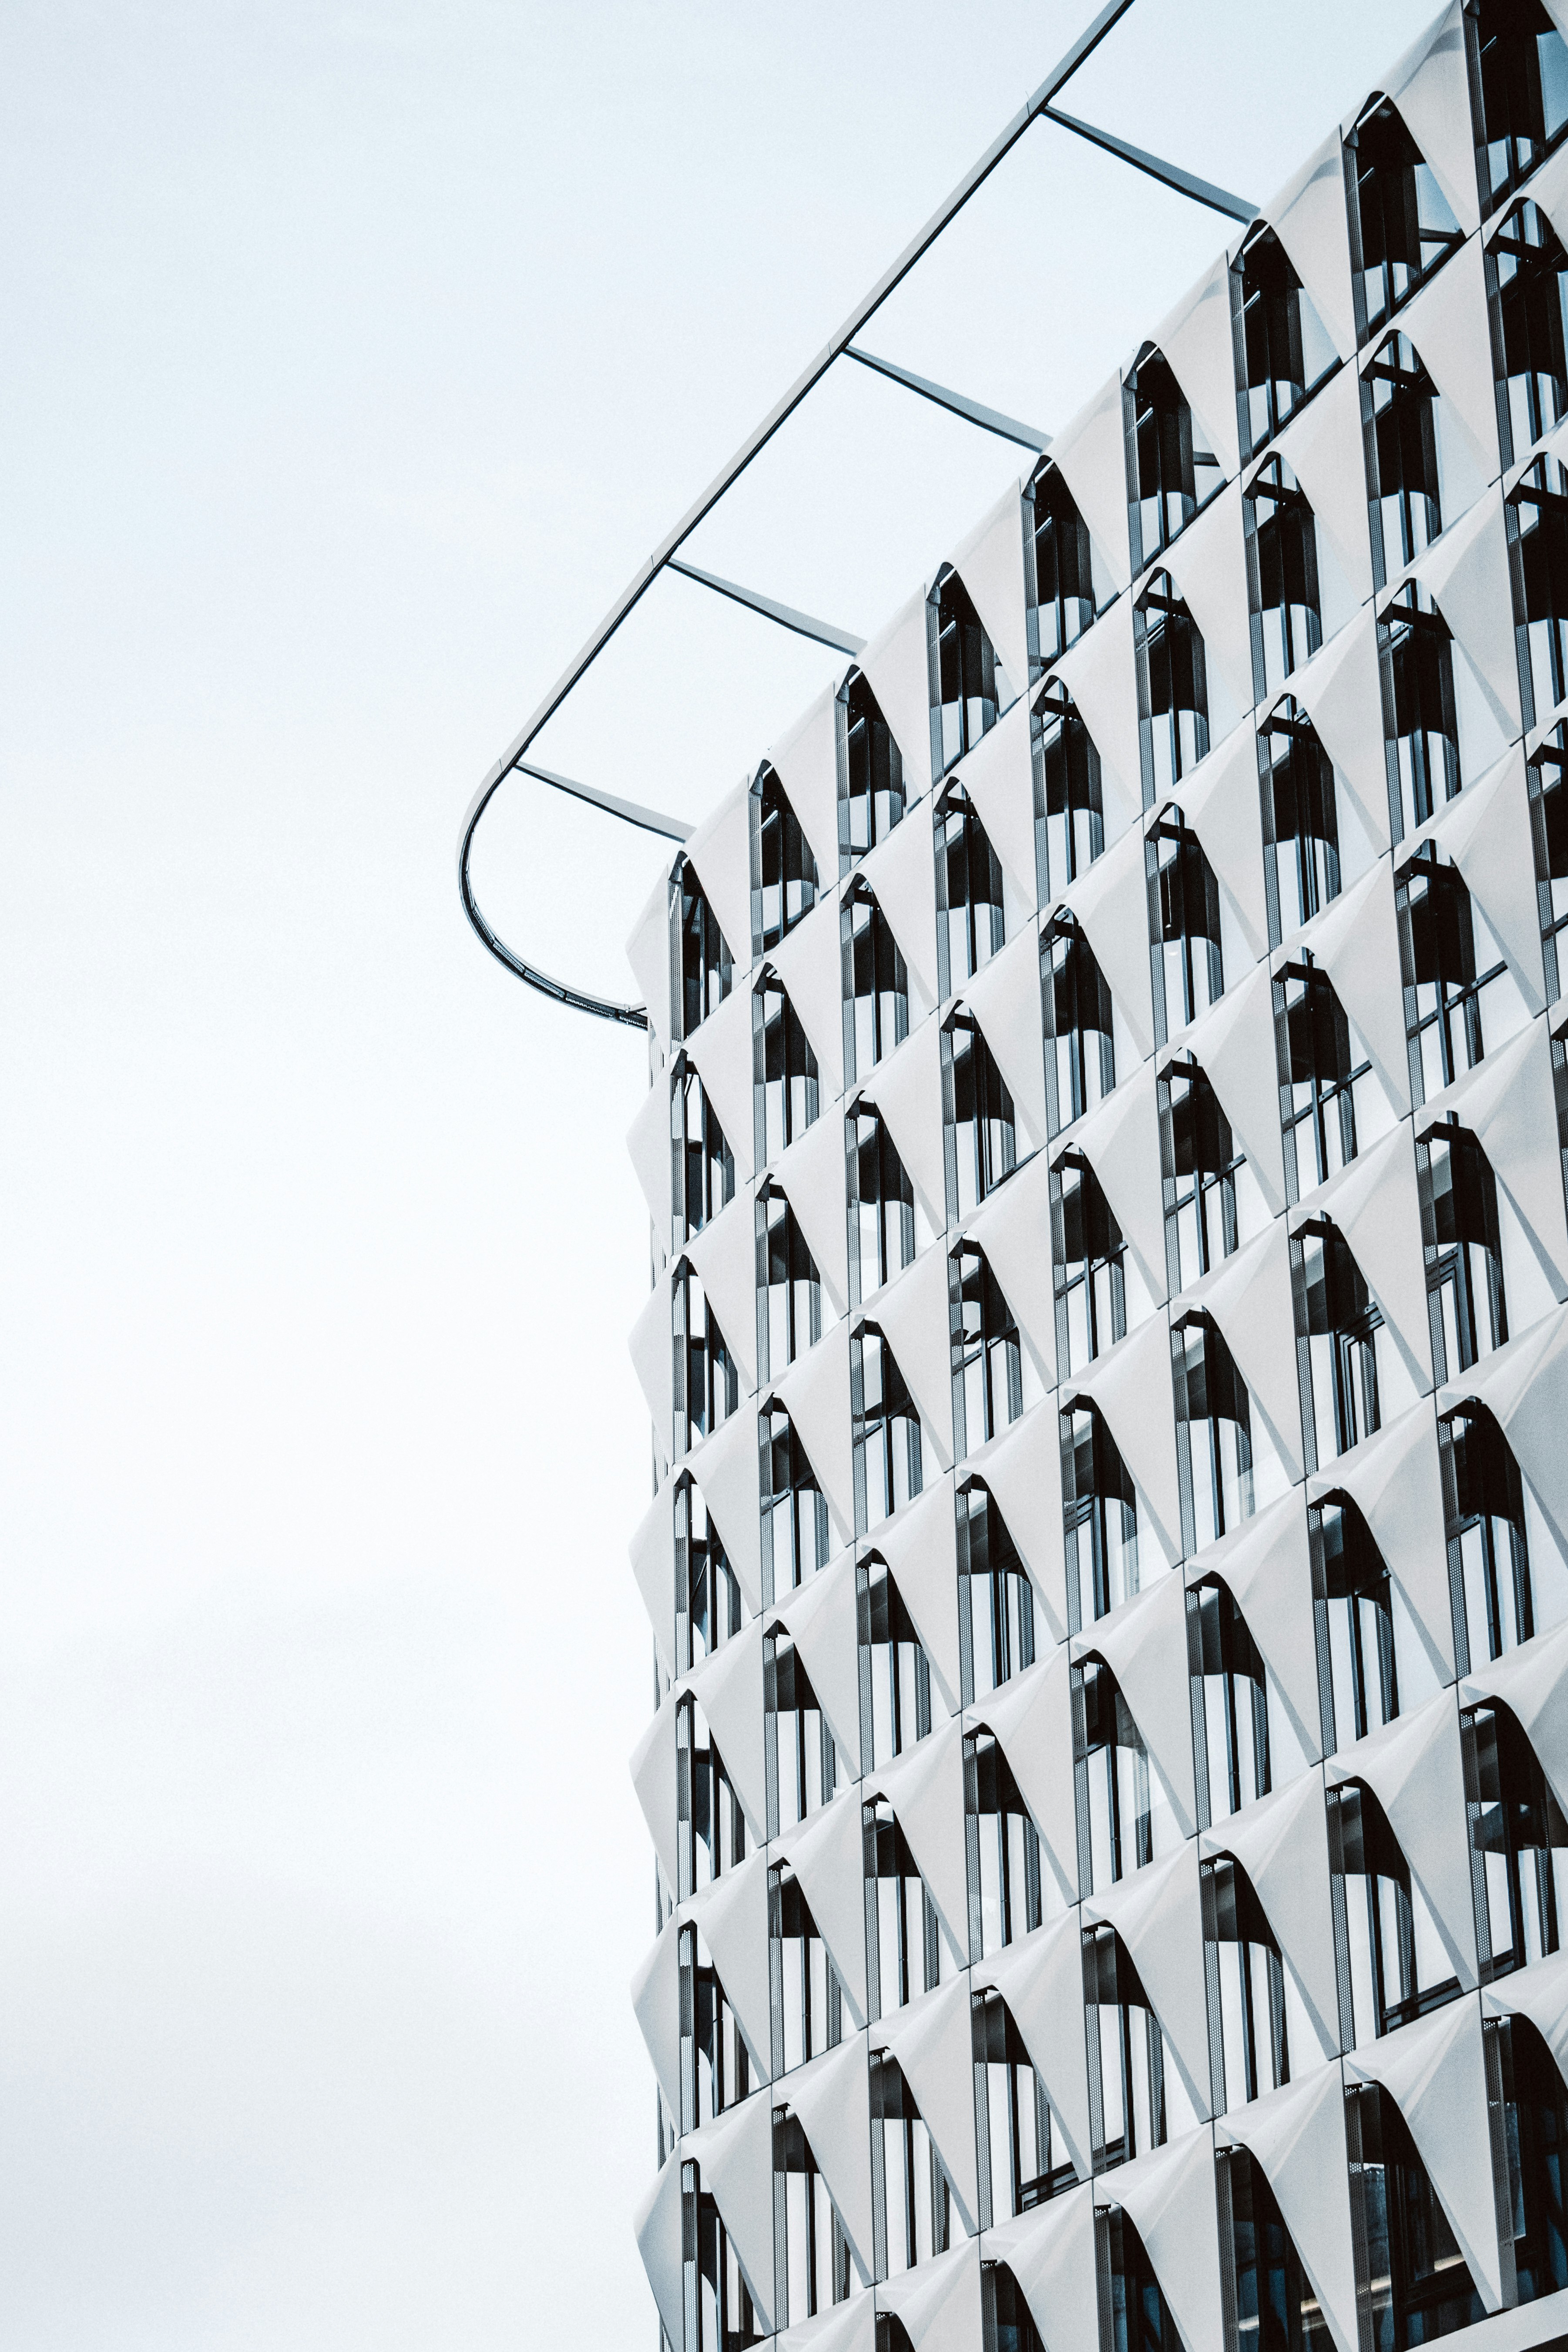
[467,4,1568,2345]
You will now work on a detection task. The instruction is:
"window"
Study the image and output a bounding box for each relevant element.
[773,2109,856,2324]
[1346,97,1464,341]
[858,1558,934,1773]
[678,1693,747,1896]
[1470,0,1568,213]
[769,1864,844,2076]
[1487,197,1568,466]
[761,1403,830,1601]
[1176,1306,1279,1561]
[1095,2204,1182,2351]
[676,1476,745,1676]
[1246,457,1324,702]
[950,1242,1025,1459]
[1259,701,1343,941]
[672,1053,735,1247]
[1158,1055,1267,1294]
[957,1480,1035,1707]
[674,856,734,1039]
[1327,1780,1460,2042]
[1397,846,1517,1106]
[1509,451,1568,727]
[965,1730,1043,1958]
[1311,1492,1400,1751]
[755,1184,821,1383]
[1215,2145,1332,2350]
[864,1799,944,2018]
[1462,1701,1564,1982]
[1202,1858,1296,2111]
[870,2051,953,2278]
[753,971,820,1167]
[766,1630,838,1838]
[1344,2082,1484,2343]
[1074,1660,1172,1893]
[839,666,905,869]
[1441,1400,1534,1670]
[1529,725,1568,996]
[1026,457,1108,672]
[1378,588,1461,840]
[1041,914,1116,1134]
[1031,679,1104,904]
[934,780,1005,1000]
[1083,1922,1197,2167]
[930,567,1012,775]
[752,764,818,957]
[846,1104,922,1305]
[1135,571,1210,806]
[1062,1402,1139,1633]
[851,1323,923,1535]
[1291,1219,1390,1470]
[980,2260,1048,2352]
[674,1259,738,1453]
[1484,2011,1568,2306]
[1146,807,1224,1041]
[942,1013,1017,1220]
[1125,348,1222,569]
[1234,219,1339,457]
[1273,958,1378,1200]
[1417,1118,1507,1382]
[1188,1577,1271,1823]
[679,1922,754,2129]
[1361,333,1444,582]
[1051,1148,1129,1374]
[972,1991,1074,2227]
[842,880,909,1082]
[682,2158,766,2352]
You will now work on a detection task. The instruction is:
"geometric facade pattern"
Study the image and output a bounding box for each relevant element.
[623,10,1568,2345]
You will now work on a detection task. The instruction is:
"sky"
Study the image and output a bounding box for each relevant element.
[0,3,1439,2344]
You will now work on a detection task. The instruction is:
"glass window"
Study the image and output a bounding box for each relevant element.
[1234,220,1339,457]
[1095,2205,1182,2350]
[935,780,1005,1000]
[864,1799,944,2020]
[1188,1578,1271,1823]
[980,2259,1050,2350]
[674,1258,738,1454]
[1158,1055,1267,1295]
[678,1921,755,2130]
[674,855,734,1039]
[842,880,909,1083]
[1031,678,1104,905]
[930,567,1013,776]
[678,1693,748,1896]
[769,1865,845,2077]
[1291,1219,1395,1470]
[1379,587,1461,840]
[1510,451,1568,728]
[1273,956,1382,1201]
[1441,1400,1536,1670]
[1417,1117,1508,1383]
[1246,456,1324,702]
[1461,1701,1564,1982]
[772,2108,856,2324]
[765,1631,839,1837]
[950,1242,1025,1459]
[1146,807,1224,1041]
[1488,197,1568,467]
[851,1324,923,1536]
[870,2051,953,2278]
[1328,1781,1459,2042]
[965,1730,1043,1959]
[1026,457,1108,672]
[1344,2082,1484,2340]
[1201,1858,1296,2110]
[1471,1,1568,213]
[1041,914,1116,1135]
[941,1012,1017,1220]
[1175,1318,1278,1558]
[1073,1661,1173,1893]
[1125,348,1222,570]
[1529,724,1568,998]
[1362,331,1444,582]
[755,1183,821,1383]
[1310,1492,1401,1751]
[1051,1148,1130,1374]
[1135,570,1210,806]
[672,1052,735,1248]
[1396,846,1521,1104]
[682,2158,766,2352]
[761,1404,830,1602]
[1485,2011,1568,2307]
[1082,1922,1197,2167]
[751,763,819,958]
[973,1992,1076,2228]
[838,666,905,870]
[1259,702,1343,941]
[1216,2145,1333,2349]
[858,1559,933,1773]
[846,1104,923,1306]
[753,971,820,1167]
[676,1475,744,1676]
[1346,97,1464,341]
[956,1480,1036,1707]
[1061,1404,1139,1633]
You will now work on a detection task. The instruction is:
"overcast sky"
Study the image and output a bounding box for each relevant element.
[2,3,1438,2344]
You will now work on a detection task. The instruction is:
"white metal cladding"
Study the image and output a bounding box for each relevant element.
[626,8,1568,2346]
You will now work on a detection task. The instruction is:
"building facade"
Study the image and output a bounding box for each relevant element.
[621,8,1568,2346]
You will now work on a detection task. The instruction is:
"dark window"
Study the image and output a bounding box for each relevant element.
[1328,1781,1460,2042]
[766,1630,839,1837]
[1461,1700,1563,1980]
[1362,333,1444,585]
[1274,957,1376,1200]
[679,1921,753,2130]
[755,1184,821,1383]
[678,1693,747,1897]
[675,1259,738,1453]
[864,1803,943,2022]
[1096,2204,1182,2349]
[974,1999,1074,2225]
[966,1730,1043,1959]
[1062,1402,1139,1632]
[1147,806,1224,1041]
[1396,846,1511,1103]
[1158,1055,1266,1294]
[931,568,1012,776]
[1216,2143,1332,2349]
[1487,196,1568,465]
[1417,1117,1507,1381]
[842,880,909,1084]
[1202,1859,1289,2110]
[1135,570,1211,806]
[1051,1147,1128,1374]
[677,1476,743,1677]
[1292,1218,1386,1470]
[1470,0,1568,213]
[1042,914,1116,1134]
[769,1863,844,2076]
[957,1480,1035,1706]
[1083,1924,1192,2168]
[773,2109,854,2324]
[1310,1492,1400,1751]
[870,2050,953,2277]
[852,1324,923,1536]
[1344,2082,1483,2343]
[858,1558,933,1774]
[1485,2010,1568,2306]
[846,1104,919,1305]
[1188,1578,1271,1824]
[950,1241,1024,1459]
[1125,348,1222,570]
[1074,1662,1155,1895]
[761,1404,830,1601]
[683,2157,766,2352]
[675,856,734,1039]
[1440,1399,1534,1670]
[752,763,819,958]
[1175,1318,1267,1557]
[1234,219,1339,457]
[1246,457,1324,702]
[1259,702,1343,942]
[980,2257,1048,2351]
[1509,451,1568,728]
[1026,457,1107,673]
[839,666,905,869]
[672,1053,735,1247]
[935,780,1005,1000]
[1346,98,1464,343]
[1031,679,1105,904]
[942,1011,1017,1220]
[754,972,820,1166]
[1529,723,1568,996]
[1379,588,1461,840]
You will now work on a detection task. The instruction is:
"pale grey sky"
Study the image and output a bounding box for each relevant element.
[1,3,1436,2344]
